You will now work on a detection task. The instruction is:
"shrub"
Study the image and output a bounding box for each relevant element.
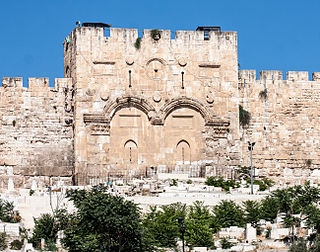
[239,105,251,127]
[29,189,35,196]
[0,198,20,223]
[0,232,7,251]
[259,89,268,100]
[150,29,161,40]
[10,239,23,250]
[205,177,240,192]
[220,237,233,249]
[134,37,141,49]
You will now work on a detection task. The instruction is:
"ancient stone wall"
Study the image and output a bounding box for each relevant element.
[0,77,74,189]
[239,70,320,185]
[64,26,241,184]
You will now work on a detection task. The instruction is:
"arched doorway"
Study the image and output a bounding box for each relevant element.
[124,140,138,164]
[176,140,191,164]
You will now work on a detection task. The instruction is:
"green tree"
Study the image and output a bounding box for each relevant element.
[30,213,57,248]
[212,200,245,230]
[143,202,186,249]
[185,201,214,248]
[259,196,279,222]
[0,198,20,223]
[243,200,261,227]
[61,187,144,252]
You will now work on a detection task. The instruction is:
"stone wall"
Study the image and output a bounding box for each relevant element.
[64,26,241,184]
[239,70,320,184]
[0,77,74,189]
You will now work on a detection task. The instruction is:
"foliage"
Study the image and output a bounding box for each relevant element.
[259,89,268,100]
[205,177,240,192]
[220,237,233,249]
[289,238,308,252]
[29,189,35,196]
[0,232,7,251]
[235,165,250,179]
[143,203,186,249]
[30,213,57,248]
[259,196,280,222]
[212,200,245,230]
[306,159,312,166]
[10,239,23,250]
[243,200,261,227]
[309,234,320,252]
[244,177,274,191]
[0,198,20,223]
[171,179,178,186]
[150,29,161,40]
[186,179,193,184]
[239,105,251,127]
[61,186,144,252]
[265,227,272,239]
[185,201,214,248]
[134,37,141,49]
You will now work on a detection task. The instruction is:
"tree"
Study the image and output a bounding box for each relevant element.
[185,201,214,249]
[0,198,20,223]
[259,196,279,222]
[212,200,245,231]
[30,213,57,249]
[143,202,186,249]
[243,200,261,227]
[61,187,144,252]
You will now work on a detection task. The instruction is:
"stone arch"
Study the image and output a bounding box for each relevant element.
[176,139,191,164]
[158,97,215,125]
[104,96,156,122]
[124,139,138,164]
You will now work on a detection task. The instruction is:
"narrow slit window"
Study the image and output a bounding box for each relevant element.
[181,71,184,89]
[129,70,132,88]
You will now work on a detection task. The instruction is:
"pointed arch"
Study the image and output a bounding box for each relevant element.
[104,96,156,122]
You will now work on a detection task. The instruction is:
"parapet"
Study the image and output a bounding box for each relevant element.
[71,26,237,44]
[260,71,283,80]
[287,71,308,81]
[239,70,320,82]
[1,77,72,91]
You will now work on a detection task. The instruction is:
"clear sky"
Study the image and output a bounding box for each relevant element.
[0,0,319,86]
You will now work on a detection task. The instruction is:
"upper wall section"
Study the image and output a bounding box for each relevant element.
[63,26,238,93]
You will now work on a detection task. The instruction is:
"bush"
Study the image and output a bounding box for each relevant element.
[30,213,57,248]
[0,232,7,251]
[134,37,141,49]
[205,177,239,192]
[239,105,251,127]
[10,239,23,250]
[0,198,20,223]
[220,237,233,249]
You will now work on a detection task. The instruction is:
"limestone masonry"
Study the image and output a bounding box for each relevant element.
[1,23,319,188]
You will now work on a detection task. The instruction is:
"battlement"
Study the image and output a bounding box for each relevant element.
[239,70,320,82]
[1,77,72,91]
[67,26,237,45]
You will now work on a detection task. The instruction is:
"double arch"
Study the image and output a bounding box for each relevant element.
[104,95,220,126]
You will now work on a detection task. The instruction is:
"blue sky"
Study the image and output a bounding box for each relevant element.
[0,0,319,86]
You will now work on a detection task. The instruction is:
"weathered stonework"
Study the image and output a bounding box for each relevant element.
[1,24,319,188]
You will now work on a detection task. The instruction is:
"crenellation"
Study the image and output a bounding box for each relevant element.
[286,71,309,81]
[2,77,23,88]
[259,70,283,80]
[238,70,256,82]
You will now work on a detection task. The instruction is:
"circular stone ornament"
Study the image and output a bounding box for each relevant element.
[153,93,162,103]
[206,94,214,104]
[125,56,134,65]
[178,57,187,67]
